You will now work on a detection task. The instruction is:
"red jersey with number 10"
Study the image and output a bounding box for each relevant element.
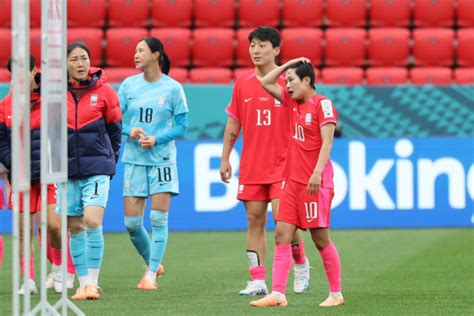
[281,90,338,186]
[226,71,289,184]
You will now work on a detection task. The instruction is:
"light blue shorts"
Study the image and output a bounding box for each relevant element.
[123,163,179,197]
[56,175,110,216]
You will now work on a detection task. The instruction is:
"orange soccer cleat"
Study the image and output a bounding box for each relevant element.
[71,287,87,300]
[250,293,288,307]
[137,264,164,289]
[85,283,101,300]
[319,295,344,307]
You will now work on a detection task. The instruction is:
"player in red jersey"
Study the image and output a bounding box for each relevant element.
[220,27,310,296]
[250,58,344,307]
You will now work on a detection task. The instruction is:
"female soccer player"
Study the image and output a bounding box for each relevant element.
[60,43,122,300]
[250,58,344,307]
[118,37,188,290]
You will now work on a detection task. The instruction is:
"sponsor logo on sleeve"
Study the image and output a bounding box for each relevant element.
[321,100,334,118]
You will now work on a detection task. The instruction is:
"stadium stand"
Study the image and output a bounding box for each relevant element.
[68,0,107,28]
[104,67,140,83]
[151,0,193,28]
[410,67,453,85]
[30,0,41,28]
[413,28,455,66]
[321,67,364,85]
[324,28,366,66]
[192,28,234,67]
[30,28,42,65]
[281,28,322,65]
[457,28,474,67]
[366,67,409,85]
[0,68,10,83]
[325,0,367,27]
[0,29,10,68]
[370,0,410,27]
[454,67,474,84]
[0,0,11,28]
[368,28,410,66]
[190,67,233,84]
[235,28,253,67]
[194,0,235,28]
[413,0,455,27]
[281,0,323,27]
[68,28,103,67]
[105,28,148,67]
[150,28,192,68]
[168,67,189,83]
[238,0,280,28]
[457,0,474,28]
[233,67,254,80]
[108,0,150,28]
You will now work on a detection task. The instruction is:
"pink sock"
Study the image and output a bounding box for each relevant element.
[0,235,3,267]
[20,258,35,280]
[272,244,292,294]
[319,242,341,292]
[47,243,53,264]
[51,247,62,266]
[249,266,266,281]
[292,240,306,264]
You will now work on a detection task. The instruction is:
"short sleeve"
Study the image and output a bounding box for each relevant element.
[317,99,338,127]
[225,81,240,122]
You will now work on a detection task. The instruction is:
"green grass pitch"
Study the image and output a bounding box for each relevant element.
[0,228,473,315]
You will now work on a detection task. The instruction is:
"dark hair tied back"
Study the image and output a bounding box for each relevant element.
[142,37,171,75]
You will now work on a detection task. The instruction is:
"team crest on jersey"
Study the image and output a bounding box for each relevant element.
[238,184,245,194]
[158,96,165,106]
[305,113,312,125]
[321,100,334,118]
[90,94,98,106]
[274,98,281,107]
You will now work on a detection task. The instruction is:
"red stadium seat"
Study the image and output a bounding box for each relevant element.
[324,28,366,67]
[238,0,280,28]
[194,0,235,28]
[326,0,367,27]
[0,68,10,83]
[168,67,189,83]
[410,67,453,85]
[413,29,454,66]
[236,28,254,67]
[192,28,234,67]
[370,0,410,27]
[68,0,106,28]
[0,0,11,28]
[454,68,474,84]
[233,67,254,80]
[457,0,474,28]
[68,28,103,67]
[368,28,410,66]
[281,28,322,66]
[108,0,150,28]
[30,28,42,65]
[151,0,192,27]
[0,29,10,69]
[366,67,408,85]
[190,67,233,84]
[105,28,148,67]
[30,0,41,28]
[414,0,454,27]
[281,0,323,27]
[321,67,364,85]
[150,28,192,68]
[104,67,140,83]
[457,29,474,67]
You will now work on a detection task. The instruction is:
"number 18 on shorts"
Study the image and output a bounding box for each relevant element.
[123,163,180,197]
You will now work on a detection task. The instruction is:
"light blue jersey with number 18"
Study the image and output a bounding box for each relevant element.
[118,73,189,166]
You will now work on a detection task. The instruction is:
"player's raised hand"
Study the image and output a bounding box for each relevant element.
[287,57,311,66]
[139,135,156,149]
[307,171,321,195]
[220,160,232,183]
[130,127,145,139]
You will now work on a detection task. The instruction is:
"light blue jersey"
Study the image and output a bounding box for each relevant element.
[119,73,189,166]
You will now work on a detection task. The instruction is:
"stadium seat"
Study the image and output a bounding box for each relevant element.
[30,28,42,65]
[105,28,148,67]
[324,28,366,67]
[151,0,192,27]
[68,0,106,28]
[192,28,234,67]
[325,0,367,27]
[233,67,254,79]
[190,67,233,84]
[0,0,11,28]
[68,28,104,67]
[168,67,189,83]
[457,0,474,27]
[30,0,41,28]
[104,67,140,83]
[281,28,322,66]
[0,68,10,83]
[413,28,454,66]
[150,28,192,68]
[414,0,455,27]
[108,0,150,28]
[236,28,254,67]
[238,0,280,28]
[457,29,474,67]
[0,29,10,69]
[368,28,410,66]
[194,0,235,28]
[366,67,408,85]
[281,0,323,27]
[410,67,453,85]
[454,68,474,84]
[370,0,410,27]
[321,67,364,85]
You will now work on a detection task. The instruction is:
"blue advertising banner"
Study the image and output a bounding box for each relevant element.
[0,137,472,233]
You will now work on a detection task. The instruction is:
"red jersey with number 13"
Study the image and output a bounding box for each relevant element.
[226,71,289,184]
[281,90,338,187]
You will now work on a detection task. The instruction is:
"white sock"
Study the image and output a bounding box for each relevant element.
[271,291,286,301]
[330,291,343,299]
[78,276,89,288]
[88,268,100,285]
[145,271,156,282]
[52,264,60,272]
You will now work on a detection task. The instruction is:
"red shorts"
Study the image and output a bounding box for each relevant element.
[0,185,4,209]
[8,183,56,213]
[277,179,334,229]
[237,181,284,201]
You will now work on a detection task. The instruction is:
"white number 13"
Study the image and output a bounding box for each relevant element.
[256,109,271,126]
